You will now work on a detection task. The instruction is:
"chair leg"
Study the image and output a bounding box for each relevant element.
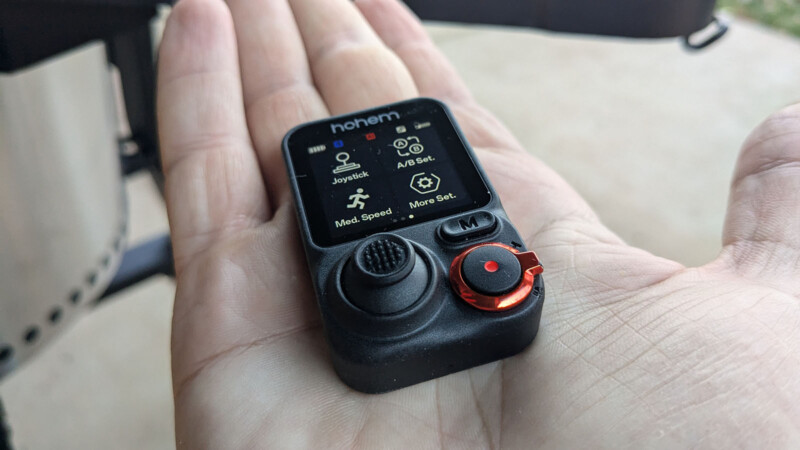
[0,397,11,450]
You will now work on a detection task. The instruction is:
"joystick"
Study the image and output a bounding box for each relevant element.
[342,234,429,314]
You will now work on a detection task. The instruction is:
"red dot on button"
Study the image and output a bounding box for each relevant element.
[484,260,499,273]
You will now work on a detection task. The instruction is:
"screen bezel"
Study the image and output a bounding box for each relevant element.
[284,98,492,247]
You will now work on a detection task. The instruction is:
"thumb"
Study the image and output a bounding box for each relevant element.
[718,104,800,294]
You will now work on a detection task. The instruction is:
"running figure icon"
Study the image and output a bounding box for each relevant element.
[347,188,370,210]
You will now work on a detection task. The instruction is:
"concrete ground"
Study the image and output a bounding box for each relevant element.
[2,16,799,449]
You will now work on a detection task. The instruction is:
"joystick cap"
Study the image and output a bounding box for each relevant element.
[450,243,543,312]
[343,234,429,314]
[353,235,415,286]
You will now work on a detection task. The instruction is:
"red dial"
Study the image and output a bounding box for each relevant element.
[449,243,543,312]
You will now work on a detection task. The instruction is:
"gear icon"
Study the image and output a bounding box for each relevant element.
[409,172,441,194]
[416,176,434,190]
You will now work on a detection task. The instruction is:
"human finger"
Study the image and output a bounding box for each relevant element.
[288,0,418,114]
[158,0,268,270]
[719,104,800,292]
[226,0,330,206]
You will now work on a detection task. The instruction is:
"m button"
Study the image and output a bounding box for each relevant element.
[438,211,497,243]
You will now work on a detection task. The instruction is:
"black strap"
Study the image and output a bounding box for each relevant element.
[404,0,718,39]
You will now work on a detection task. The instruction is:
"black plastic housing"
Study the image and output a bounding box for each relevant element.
[283,98,545,393]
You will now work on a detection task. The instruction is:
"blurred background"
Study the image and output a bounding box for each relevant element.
[0,1,799,448]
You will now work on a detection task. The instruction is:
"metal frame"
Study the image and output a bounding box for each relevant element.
[0,397,10,450]
[106,23,165,189]
[100,20,176,301]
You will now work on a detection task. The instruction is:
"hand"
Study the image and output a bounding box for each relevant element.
[157,0,800,447]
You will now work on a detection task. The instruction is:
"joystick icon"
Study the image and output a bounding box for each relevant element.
[333,152,361,174]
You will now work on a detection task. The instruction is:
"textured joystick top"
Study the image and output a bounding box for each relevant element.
[344,234,429,314]
[360,239,408,275]
[352,234,416,287]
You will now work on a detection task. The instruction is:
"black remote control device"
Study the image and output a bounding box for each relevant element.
[283,98,545,393]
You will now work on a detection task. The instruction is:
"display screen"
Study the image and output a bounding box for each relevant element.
[285,99,491,247]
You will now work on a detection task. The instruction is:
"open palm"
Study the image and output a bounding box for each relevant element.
[157,0,800,447]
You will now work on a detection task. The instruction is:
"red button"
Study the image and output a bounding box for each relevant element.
[449,243,543,312]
